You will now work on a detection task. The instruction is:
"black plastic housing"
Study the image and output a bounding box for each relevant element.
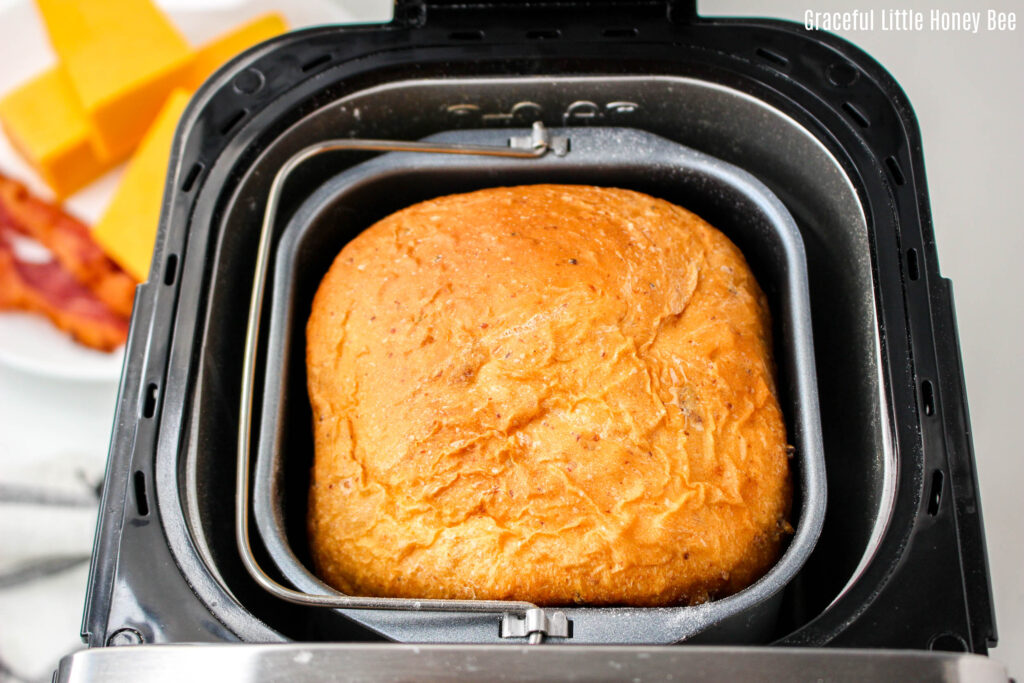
[81,0,995,654]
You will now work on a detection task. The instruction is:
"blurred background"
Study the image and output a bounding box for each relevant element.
[0,0,1019,680]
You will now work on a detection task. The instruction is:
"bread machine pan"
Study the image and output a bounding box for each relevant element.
[252,126,826,644]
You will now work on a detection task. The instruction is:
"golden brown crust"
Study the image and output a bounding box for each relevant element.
[306,185,791,606]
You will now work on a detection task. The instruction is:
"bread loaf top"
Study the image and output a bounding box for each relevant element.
[306,184,791,606]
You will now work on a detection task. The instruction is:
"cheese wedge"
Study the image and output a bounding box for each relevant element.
[92,89,191,281]
[187,13,288,89]
[34,0,194,160]
[2,8,287,200]
[0,67,114,199]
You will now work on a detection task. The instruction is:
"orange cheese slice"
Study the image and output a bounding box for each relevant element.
[3,9,288,199]
[92,89,191,281]
[0,67,118,199]
[34,0,194,160]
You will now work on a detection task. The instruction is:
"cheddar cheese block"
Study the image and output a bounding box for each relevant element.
[0,68,112,199]
[34,0,194,160]
[3,7,287,198]
[92,89,191,281]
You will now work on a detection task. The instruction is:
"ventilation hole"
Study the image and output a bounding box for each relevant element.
[133,471,149,517]
[448,30,484,40]
[602,27,638,38]
[526,29,561,40]
[755,47,789,67]
[143,383,158,419]
[826,61,859,87]
[163,254,178,286]
[906,248,920,281]
[842,101,870,127]
[300,53,331,72]
[180,162,203,193]
[219,110,246,136]
[885,156,906,186]
[921,379,935,417]
[927,469,944,516]
[929,633,968,652]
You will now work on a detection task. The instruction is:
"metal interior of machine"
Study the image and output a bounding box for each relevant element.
[181,75,895,643]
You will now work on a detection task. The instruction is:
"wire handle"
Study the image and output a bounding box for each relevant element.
[236,123,571,643]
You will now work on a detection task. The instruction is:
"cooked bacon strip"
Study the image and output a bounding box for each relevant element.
[0,173,136,317]
[0,228,128,352]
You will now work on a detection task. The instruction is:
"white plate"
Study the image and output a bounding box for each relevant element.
[0,0,390,383]
[0,313,125,382]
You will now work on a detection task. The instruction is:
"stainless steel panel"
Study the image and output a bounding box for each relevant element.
[56,644,1008,682]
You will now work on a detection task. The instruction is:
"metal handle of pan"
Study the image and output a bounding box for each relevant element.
[236,122,571,644]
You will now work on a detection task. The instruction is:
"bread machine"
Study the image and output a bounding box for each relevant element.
[58,0,1000,679]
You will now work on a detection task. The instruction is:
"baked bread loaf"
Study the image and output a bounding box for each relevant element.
[306,184,791,606]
